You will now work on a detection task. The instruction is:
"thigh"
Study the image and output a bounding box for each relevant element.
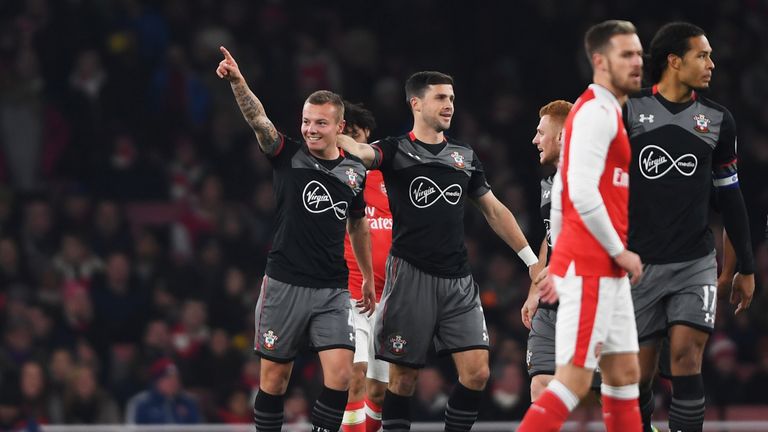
[631,263,668,343]
[367,303,389,383]
[433,276,490,356]
[375,257,436,368]
[351,298,371,364]
[309,288,356,352]
[555,272,613,370]
[666,251,718,333]
[527,308,557,377]
[603,276,639,356]
[254,276,311,362]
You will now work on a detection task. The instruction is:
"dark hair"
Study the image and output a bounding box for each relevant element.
[343,101,377,132]
[584,20,637,63]
[404,71,454,104]
[305,90,345,121]
[648,22,706,83]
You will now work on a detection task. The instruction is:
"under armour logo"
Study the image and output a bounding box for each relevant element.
[705,313,715,324]
[349,333,355,342]
[638,114,654,123]
[482,332,488,341]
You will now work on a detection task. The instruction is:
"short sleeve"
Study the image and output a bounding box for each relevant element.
[468,154,491,198]
[370,137,399,170]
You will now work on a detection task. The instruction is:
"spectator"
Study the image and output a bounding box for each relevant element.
[125,358,201,425]
[61,365,120,424]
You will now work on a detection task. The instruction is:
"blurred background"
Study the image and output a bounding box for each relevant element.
[0,0,766,429]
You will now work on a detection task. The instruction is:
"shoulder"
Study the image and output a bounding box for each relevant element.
[627,87,654,102]
[446,136,474,151]
[697,95,734,120]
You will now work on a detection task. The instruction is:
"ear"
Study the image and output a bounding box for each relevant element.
[592,52,606,72]
[337,119,346,134]
[668,53,682,71]
[410,96,421,113]
[556,129,564,144]
[363,128,371,141]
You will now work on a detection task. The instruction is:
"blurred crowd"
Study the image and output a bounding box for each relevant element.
[0,0,766,428]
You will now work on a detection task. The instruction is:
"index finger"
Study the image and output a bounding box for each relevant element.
[220,46,234,61]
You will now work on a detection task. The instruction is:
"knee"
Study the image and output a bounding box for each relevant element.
[530,376,552,402]
[460,364,490,390]
[333,364,355,389]
[261,365,292,395]
[389,370,419,396]
[367,380,387,406]
[671,344,705,374]
[348,365,367,401]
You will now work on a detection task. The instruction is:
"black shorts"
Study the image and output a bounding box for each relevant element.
[374,256,489,368]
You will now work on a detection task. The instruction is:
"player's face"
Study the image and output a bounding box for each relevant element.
[343,124,370,144]
[604,33,644,95]
[415,84,454,132]
[678,35,715,90]
[301,102,345,153]
[532,115,562,166]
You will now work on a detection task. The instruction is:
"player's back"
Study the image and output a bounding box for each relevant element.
[550,84,630,278]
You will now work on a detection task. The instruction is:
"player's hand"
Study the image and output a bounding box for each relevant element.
[614,249,643,285]
[216,46,243,83]
[521,287,539,330]
[731,272,755,315]
[337,133,356,149]
[717,271,735,300]
[538,273,558,304]
[357,279,376,317]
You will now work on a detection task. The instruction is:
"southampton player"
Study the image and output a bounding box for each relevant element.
[338,71,538,432]
[341,101,391,432]
[625,22,755,432]
[217,47,376,432]
[522,100,573,400]
[518,20,644,432]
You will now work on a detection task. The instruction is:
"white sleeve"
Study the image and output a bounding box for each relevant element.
[566,100,625,257]
[549,170,563,248]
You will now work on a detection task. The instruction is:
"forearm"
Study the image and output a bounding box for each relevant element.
[717,187,754,273]
[230,81,280,154]
[336,135,376,168]
[348,218,373,281]
[721,230,736,278]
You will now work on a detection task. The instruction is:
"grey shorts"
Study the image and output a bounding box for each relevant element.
[526,308,601,388]
[632,250,718,343]
[374,256,489,368]
[254,276,355,363]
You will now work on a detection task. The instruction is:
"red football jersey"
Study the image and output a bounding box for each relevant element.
[550,85,631,277]
[344,170,392,300]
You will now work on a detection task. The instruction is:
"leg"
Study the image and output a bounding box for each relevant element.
[254,359,294,432]
[667,325,709,432]
[315,348,355,432]
[343,362,368,432]
[365,354,389,432]
[382,364,419,432]
[599,352,642,432]
[444,350,489,432]
[530,374,554,402]
[345,299,374,432]
[638,341,660,432]
[519,274,607,432]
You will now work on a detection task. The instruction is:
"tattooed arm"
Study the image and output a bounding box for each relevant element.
[216,46,281,155]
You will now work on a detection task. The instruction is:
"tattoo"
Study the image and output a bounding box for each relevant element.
[231,82,280,154]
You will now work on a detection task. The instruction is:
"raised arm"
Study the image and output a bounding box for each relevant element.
[336,134,377,169]
[216,46,281,155]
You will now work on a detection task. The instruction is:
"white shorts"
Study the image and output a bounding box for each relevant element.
[350,299,389,383]
[554,263,639,370]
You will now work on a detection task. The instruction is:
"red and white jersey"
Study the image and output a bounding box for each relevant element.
[550,84,631,277]
[344,170,392,301]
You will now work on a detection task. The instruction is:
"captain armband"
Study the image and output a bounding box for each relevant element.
[713,159,739,188]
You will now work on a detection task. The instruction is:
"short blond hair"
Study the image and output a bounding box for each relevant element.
[538,100,573,124]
